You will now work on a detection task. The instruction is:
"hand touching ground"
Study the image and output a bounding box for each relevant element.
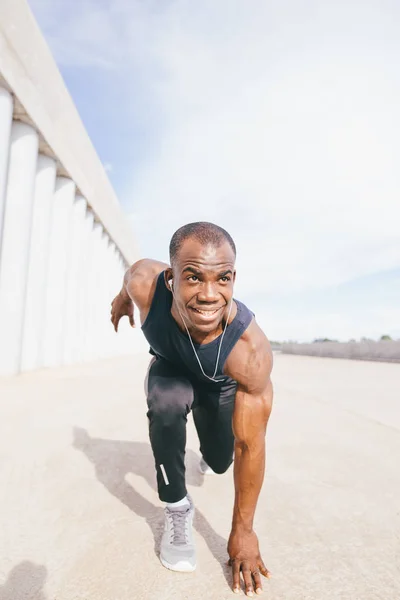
[110,292,135,332]
[228,529,271,596]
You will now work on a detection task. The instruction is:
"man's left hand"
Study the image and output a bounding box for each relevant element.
[228,529,271,596]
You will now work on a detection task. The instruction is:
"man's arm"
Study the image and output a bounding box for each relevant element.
[224,321,273,596]
[110,258,169,331]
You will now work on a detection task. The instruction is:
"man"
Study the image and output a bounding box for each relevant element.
[110,222,273,597]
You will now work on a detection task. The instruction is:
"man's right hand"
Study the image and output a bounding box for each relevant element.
[110,291,135,332]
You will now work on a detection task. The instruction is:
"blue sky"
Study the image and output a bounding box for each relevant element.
[29,0,400,341]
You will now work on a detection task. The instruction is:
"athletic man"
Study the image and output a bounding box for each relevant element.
[110,222,273,596]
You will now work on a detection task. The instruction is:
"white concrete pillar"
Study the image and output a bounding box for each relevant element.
[105,242,119,357]
[95,231,106,359]
[80,209,94,363]
[63,194,87,365]
[0,87,13,252]
[98,231,114,358]
[42,177,75,367]
[84,221,103,362]
[20,155,57,372]
[0,122,39,375]
[104,239,117,358]
[94,223,107,360]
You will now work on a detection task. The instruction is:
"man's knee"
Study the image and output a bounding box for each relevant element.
[147,377,193,426]
[204,453,233,475]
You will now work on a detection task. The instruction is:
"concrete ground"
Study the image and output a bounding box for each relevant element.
[0,352,399,600]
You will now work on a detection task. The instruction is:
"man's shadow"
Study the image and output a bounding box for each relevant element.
[0,561,47,600]
[73,427,231,586]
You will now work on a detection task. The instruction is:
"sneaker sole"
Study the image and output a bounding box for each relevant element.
[160,556,197,572]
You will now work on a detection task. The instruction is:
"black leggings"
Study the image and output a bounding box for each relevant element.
[146,356,237,502]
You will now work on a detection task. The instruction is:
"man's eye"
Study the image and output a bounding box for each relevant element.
[220,276,230,282]
[188,276,199,282]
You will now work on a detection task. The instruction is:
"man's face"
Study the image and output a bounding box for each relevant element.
[170,238,236,333]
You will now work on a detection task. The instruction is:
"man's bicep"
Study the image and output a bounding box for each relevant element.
[232,380,273,444]
[225,320,273,442]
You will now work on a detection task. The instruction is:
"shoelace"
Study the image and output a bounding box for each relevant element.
[167,508,190,545]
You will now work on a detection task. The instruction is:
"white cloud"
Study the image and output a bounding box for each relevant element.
[251,267,400,342]
[29,0,400,338]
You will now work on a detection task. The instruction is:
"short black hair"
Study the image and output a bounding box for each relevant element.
[169,222,236,265]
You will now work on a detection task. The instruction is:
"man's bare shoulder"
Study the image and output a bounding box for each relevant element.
[224,319,273,393]
[126,259,169,315]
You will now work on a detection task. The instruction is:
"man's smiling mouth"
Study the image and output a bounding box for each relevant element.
[190,307,223,316]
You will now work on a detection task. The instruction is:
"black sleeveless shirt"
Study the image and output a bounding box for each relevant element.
[141,272,254,385]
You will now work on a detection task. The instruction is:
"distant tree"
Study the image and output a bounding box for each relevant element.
[380,335,392,341]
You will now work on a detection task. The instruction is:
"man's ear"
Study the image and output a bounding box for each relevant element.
[233,270,237,285]
[164,268,173,291]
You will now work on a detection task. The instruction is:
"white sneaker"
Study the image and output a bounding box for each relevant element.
[160,496,196,572]
[198,457,216,475]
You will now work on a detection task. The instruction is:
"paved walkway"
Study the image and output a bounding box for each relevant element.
[0,352,399,600]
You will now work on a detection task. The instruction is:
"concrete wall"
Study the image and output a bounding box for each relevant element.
[0,0,143,376]
[281,341,400,363]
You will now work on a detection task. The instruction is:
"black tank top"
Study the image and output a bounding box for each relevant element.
[141,272,254,385]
